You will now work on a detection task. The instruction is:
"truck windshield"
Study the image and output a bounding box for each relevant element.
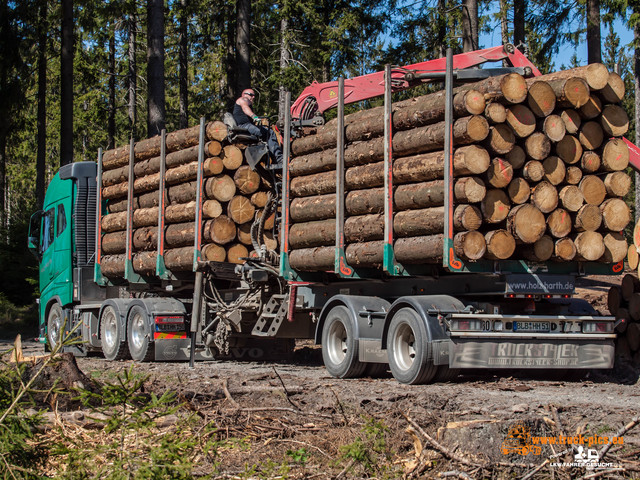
[41,207,55,253]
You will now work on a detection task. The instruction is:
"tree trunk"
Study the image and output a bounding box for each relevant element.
[513,0,525,49]
[147,0,165,137]
[60,0,74,166]
[462,0,478,51]
[178,0,189,129]
[278,11,290,124]
[235,0,250,95]
[107,26,116,149]
[36,0,47,209]
[586,0,602,64]
[128,12,137,139]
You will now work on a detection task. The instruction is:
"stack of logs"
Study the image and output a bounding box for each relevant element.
[287,63,631,271]
[99,121,277,278]
[608,272,640,366]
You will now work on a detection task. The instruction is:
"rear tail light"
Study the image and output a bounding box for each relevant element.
[582,321,613,333]
[452,319,484,331]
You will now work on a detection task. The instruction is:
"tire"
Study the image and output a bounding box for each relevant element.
[100,305,130,361]
[364,362,389,378]
[433,365,460,382]
[321,306,366,378]
[387,307,437,385]
[47,303,64,352]
[127,305,154,362]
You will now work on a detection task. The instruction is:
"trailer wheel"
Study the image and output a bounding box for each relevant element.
[100,305,129,361]
[127,305,154,362]
[47,303,64,352]
[321,306,366,378]
[387,308,437,384]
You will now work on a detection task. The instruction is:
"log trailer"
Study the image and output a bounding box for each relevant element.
[28,45,627,384]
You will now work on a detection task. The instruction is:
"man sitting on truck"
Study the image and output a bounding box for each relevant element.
[233,89,283,165]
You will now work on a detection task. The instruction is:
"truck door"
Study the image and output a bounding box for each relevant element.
[39,198,72,301]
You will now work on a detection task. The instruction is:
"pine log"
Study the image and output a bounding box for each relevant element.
[600,104,629,137]
[630,295,640,323]
[604,171,631,197]
[288,247,335,271]
[541,114,566,142]
[222,145,244,170]
[600,198,631,232]
[210,215,237,245]
[202,243,226,262]
[206,121,228,142]
[564,166,583,185]
[251,191,269,208]
[527,81,556,117]
[607,285,622,315]
[234,166,261,195]
[507,204,546,243]
[485,124,515,155]
[635,223,640,254]
[528,63,609,90]
[484,102,507,124]
[546,208,572,238]
[206,174,237,202]
[453,204,483,231]
[453,231,486,260]
[546,78,591,108]
[481,189,510,223]
[579,95,603,120]
[457,72,528,104]
[237,222,253,246]
[578,121,604,151]
[574,231,605,261]
[524,132,551,160]
[453,177,486,203]
[599,72,625,104]
[102,124,205,170]
[628,244,639,271]
[580,151,601,173]
[558,185,584,212]
[579,175,606,205]
[485,157,513,188]
[263,231,278,251]
[226,244,249,264]
[531,181,558,214]
[542,156,566,186]
[554,237,576,261]
[621,273,640,302]
[505,145,526,169]
[228,195,256,224]
[507,177,531,204]
[601,138,629,171]
[561,109,581,135]
[556,135,583,164]
[521,235,554,261]
[484,230,516,260]
[521,160,545,182]
[573,204,602,232]
[506,104,536,138]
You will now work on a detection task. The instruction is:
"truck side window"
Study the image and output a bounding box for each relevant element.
[57,204,66,237]
[41,208,55,253]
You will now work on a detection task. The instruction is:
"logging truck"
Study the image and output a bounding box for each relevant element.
[28,45,633,384]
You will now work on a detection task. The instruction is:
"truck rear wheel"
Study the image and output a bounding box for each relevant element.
[47,303,64,352]
[387,308,437,384]
[100,305,129,361]
[321,306,366,378]
[127,305,154,362]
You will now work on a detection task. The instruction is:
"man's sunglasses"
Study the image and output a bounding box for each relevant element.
[245,93,255,96]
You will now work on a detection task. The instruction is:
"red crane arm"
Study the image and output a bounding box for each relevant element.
[290,44,541,121]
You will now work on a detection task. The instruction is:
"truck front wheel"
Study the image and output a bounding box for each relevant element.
[387,308,437,384]
[127,305,154,362]
[321,306,366,378]
[47,303,64,352]
[100,306,129,361]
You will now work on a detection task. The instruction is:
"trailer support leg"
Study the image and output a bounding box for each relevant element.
[189,271,203,368]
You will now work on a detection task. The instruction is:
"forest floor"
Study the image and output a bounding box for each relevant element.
[3,273,640,479]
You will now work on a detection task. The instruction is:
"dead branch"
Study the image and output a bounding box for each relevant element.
[221,378,240,408]
[438,470,474,480]
[272,366,301,410]
[520,459,550,480]
[599,415,640,460]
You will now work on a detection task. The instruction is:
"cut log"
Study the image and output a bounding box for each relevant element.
[505,145,526,169]
[635,223,640,254]
[561,109,581,135]
[527,81,556,117]
[599,72,625,103]
[453,231,486,260]
[580,151,601,174]
[485,124,515,155]
[628,244,639,271]
[507,177,531,204]
[453,177,486,203]
[600,104,629,137]
[542,156,566,186]
[484,102,507,124]
[236,222,253,246]
[579,175,606,205]
[524,132,551,160]
[521,235,554,261]
[202,243,226,262]
[604,171,631,197]
[541,114,566,142]
[554,237,576,261]
[573,204,602,232]
[226,244,249,264]
[600,198,631,232]
[206,121,228,142]
[210,215,237,245]
[531,63,609,91]
[621,273,640,301]
[574,231,605,261]
[288,246,335,271]
[484,230,516,260]
[228,196,256,225]
[578,121,604,151]
[481,189,510,223]
[251,191,269,208]
[601,138,629,172]
[521,160,545,182]
[579,95,603,120]
[206,174,237,202]
[234,166,261,195]
[507,204,546,243]
[627,323,640,351]
[546,208,572,238]
[485,157,513,188]
[630,295,640,323]
[457,72,528,104]
[453,204,483,231]
[530,181,558,214]
[564,166,583,185]
[222,145,244,170]
[608,285,622,315]
[556,135,583,164]
[546,77,590,108]
[558,185,584,212]
[506,104,536,138]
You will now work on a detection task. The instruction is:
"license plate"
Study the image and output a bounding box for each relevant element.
[513,321,550,332]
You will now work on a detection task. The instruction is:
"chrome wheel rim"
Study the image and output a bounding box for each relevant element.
[48,310,62,349]
[103,310,118,350]
[326,320,347,365]
[392,322,416,371]
[130,312,146,351]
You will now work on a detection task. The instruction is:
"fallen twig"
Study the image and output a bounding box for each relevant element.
[520,459,550,480]
[272,366,301,410]
[438,470,474,479]
[221,378,240,408]
[577,467,627,479]
[599,415,640,461]
[240,406,334,419]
